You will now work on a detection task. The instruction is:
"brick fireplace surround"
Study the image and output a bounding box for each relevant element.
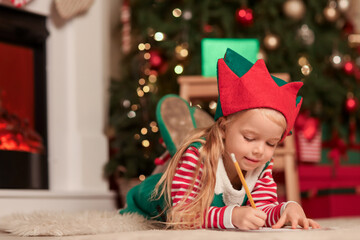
[0,1,117,216]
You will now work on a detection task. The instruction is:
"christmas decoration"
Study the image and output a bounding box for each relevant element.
[324,131,348,175]
[323,1,340,22]
[175,44,189,60]
[295,113,322,163]
[149,50,163,70]
[235,7,254,26]
[203,24,213,34]
[329,52,343,68]
[343,60,354,74]
[182,10,192,20]
[297,24,315,45]
[337,0,350,12]
[172,8,182,18]
[301,64,311,76]
[263,33,280,50]
[154,32,165,41]
[283,0,306,20]
[345,92,358,113]
[54,0,94,20]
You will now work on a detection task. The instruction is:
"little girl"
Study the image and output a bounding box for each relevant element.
[120,48,320,230]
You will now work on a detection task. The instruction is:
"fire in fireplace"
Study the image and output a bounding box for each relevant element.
[0,5,49,189]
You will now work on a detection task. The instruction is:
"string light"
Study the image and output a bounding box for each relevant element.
[149,74,157,83]
[301,64,312,76]
[150,121,157,127]
[142,140,150,147]
[209,101,217,110]
[141,128,148,135]
[172,8,182,17]
[144,43,151,50]
[122,99,131,108]
[183,10,192,20]
[175,45,189,59]
[154,32,165,41]
[137,89,144,97]
[298,56,309,66]
[127,111,136,118]
[151,126,159,133]
[131,104,138,111]
[331,55,342,65]
[143,85,150,93]
[144,68,151,75]
[134,134,140,140]
[144,52,151,60]
[138,43,146,51]
[180,49,188,58]
[138,78,146,85]
[174,64,184,74]
[139,175,146,181]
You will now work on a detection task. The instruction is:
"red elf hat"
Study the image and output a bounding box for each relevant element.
[214,48,303,142]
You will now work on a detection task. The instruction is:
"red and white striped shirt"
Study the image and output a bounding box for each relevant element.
[171,146,285,229]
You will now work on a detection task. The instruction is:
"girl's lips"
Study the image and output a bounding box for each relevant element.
[245,157,259,163]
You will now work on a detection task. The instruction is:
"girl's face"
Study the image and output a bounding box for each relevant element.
[224,110,285,171]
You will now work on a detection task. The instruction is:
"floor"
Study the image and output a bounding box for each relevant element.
[0,217,359,240]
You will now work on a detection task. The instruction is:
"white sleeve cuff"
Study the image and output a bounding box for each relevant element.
[280,201,300,215]
[224,205,238,229]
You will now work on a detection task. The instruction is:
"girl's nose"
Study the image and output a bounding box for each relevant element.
[252,142,264,156]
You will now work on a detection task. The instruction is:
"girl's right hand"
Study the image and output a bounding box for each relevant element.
[231,206,267,230]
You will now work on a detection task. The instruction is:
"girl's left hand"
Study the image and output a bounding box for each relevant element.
[272,202,321,229]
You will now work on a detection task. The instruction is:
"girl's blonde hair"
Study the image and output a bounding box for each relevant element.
[153,108,286,229]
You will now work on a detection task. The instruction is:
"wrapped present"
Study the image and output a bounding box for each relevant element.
[299,164,360,218]
[295,113,322,163]
[201,38,259,77]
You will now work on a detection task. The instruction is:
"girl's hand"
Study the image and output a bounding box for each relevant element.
[272,202,321,229]
[232,206,267,230]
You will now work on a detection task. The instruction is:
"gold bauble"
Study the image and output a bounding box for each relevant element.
[263,34,280,50]
[301,64,311,76]
[323,6,339,22]
[283,0,306,20]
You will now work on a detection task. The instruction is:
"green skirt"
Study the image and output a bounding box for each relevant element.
[119,173,234,221]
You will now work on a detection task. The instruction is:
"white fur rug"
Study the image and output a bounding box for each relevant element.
[0,210,160,236]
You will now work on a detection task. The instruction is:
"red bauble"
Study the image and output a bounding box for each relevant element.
[346,96,358,112]
[203,24,213,33]
[149,50,163,69]
[343,61,354,75]
[236,7,253,26]
[303,118,319,141]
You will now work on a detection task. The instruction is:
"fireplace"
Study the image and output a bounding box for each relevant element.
[0,5,48,189]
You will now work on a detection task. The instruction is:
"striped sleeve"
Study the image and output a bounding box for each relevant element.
[249,159,285,227]
[171,146,235,229]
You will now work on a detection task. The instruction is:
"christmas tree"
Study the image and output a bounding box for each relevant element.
[106,0,360,178]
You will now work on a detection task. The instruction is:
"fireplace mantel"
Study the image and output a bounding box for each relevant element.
[0,0,116,215]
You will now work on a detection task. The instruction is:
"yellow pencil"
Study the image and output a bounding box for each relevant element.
[230,153,257,209]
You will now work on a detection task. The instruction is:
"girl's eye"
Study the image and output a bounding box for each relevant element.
[267,142,276,147]
[244,136,254,142]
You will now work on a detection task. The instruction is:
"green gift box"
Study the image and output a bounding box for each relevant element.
[201,38,259,77]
